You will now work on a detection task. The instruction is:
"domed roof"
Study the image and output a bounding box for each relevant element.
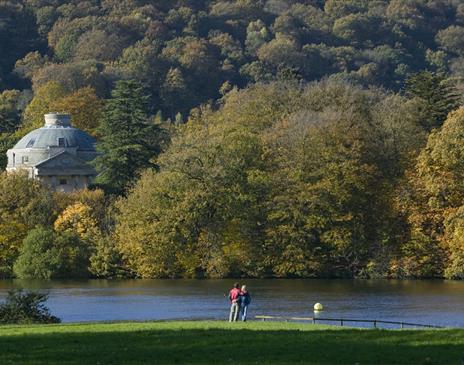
[13,113,96,151]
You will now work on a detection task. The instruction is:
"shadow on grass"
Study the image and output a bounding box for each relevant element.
[1,327,463,365]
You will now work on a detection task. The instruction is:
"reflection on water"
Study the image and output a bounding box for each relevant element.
[0,279,463,327]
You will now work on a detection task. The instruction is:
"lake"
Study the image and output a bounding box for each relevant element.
[0,279,463,327]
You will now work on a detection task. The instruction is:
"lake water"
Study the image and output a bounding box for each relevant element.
[0,279,463,327]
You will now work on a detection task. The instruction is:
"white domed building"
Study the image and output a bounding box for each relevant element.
[6,113,98,192]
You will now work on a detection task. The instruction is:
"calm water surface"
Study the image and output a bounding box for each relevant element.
[0,279,463,327]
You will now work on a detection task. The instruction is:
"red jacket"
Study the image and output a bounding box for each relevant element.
[229,288,241,303]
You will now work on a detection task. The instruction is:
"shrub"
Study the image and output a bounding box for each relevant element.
[0,289,60,324]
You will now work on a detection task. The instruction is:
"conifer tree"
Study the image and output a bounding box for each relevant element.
[93,80,161,195]
[405,71,460,131]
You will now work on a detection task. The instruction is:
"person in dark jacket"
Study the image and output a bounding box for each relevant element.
[228,283,241,322]
[239,285,251,321]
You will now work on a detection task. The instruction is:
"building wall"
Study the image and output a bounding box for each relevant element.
[6,147,79,171]
[38,175,90,193]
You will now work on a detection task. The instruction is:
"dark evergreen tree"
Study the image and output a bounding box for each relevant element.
[405,71,460,131]
[0,1,43,89]
[93,80,162,195]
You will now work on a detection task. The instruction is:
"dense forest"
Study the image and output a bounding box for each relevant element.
[2,0,464,279]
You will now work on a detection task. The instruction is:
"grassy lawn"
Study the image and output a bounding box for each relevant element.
[0,320,463,365]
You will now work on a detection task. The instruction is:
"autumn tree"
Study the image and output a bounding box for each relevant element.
[51,87,104,136]
[115,81,421,279]
[0,172,55,277]
[54,202,99,242]
[115,124,270,278]
[436,25,464,57]
[20,82,104,138]
[21,81,66,132]
[400,108,464,278]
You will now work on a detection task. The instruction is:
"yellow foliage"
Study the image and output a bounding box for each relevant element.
[54,202,99,241]
[0,221,27,274]
[52,87,104,136]
[20,83,104,139]
[21,81,66,133]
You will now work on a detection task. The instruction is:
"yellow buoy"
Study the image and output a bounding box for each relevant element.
[314,303,323,311]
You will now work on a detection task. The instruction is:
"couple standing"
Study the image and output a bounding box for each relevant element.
[228,283,251,322]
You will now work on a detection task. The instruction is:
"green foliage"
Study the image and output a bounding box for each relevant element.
[405,71,460,131]
[22,81,66,131]
[0,289,60,324]
[0,90,22,133]
[1,0,463,118]
[93,80,164,195]
[88,235,125,278]
[0,133,18,170]
[0,1,42,90]
[13,227,58,280]
[436,26,464,57]
[399,108,464,278]
[115,81,425,278]
[1,1,464,280]
[0,172,55,277]
[13,227,89,280]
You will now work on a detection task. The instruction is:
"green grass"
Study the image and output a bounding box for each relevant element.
[1,320,463,365]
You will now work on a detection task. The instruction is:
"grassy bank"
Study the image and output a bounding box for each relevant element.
[1,321,463,365]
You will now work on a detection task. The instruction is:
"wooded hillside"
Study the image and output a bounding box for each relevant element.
[2,1,464,280]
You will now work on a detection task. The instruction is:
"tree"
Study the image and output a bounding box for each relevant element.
[257,38,305,73]
[13,227,60,280]
[116,40,167,107]
[0,90,21,133]
[160,68,191,118]
[114,82,304,278]
[399,108,464,278]
[93,80,163,194]
[31,60,109,96]
[443,207,464,279]
[436,25,464,57]
[74,29,127,62]
[13,227,89,280]
[333,14,382,47]
[48,17,94,63]
[18,83,103,141]
[0,2,42,89]
[21,81,66,132]
[245,20,270,56]
[51,87,104,136]
[0,133,19,170]
[88,235,125,278]
[0,172,55,277]
[272,4,331,44]
[14,51,49,81]
[405,71,460,131]
[115,80,415,279]
[53,188,124,278]
[324,0,369,18]
[262,81,398,278]
[115,125,270,278]
[54,202,99,242]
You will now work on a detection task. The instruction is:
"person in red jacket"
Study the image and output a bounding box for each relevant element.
[228,283,241,322]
